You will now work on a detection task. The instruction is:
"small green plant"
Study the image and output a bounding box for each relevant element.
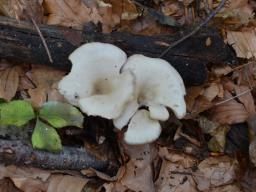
[0,100,84,152]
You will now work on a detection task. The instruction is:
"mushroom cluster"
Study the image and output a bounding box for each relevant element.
[58,42,186,145]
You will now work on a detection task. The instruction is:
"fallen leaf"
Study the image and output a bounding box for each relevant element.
[203,83,220,102]
[235,85,255,114]
[211,65,233,77]
[227,29,256,59]
[44,0,101,29]
[119,144,155,192]
[47,174,88,192]
[211,90,249,124]
[26,65,65,108]
[11,177,48,192]
[0,66,20,101]
[194,156,238,191]
[0,165,51,181]
[0,178,21,192]
[155,159,197,192]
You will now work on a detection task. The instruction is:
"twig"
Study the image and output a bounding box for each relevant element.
[31,18,53,63]
[159,0,226,58]
[0,139,118,172]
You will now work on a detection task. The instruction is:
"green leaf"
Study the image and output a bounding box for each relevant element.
[0,100,35,126]
[32,119,62,152]
[39,101,84,128]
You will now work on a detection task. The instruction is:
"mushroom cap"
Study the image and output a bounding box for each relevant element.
[58,42,135,119]
[122,54,186,119]
[124,109,161,145]
[79,71,134,119]
[58,42,127,106]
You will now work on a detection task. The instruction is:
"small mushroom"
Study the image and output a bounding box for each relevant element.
[58,42,135,119]
[124,109,161,145]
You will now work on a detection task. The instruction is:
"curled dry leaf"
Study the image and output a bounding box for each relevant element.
[194,156,238,191]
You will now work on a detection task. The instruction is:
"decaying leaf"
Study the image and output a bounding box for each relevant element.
[194,156,238,191]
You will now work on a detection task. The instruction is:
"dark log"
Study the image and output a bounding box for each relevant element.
[0,16,237,85]
[0,139,118,174]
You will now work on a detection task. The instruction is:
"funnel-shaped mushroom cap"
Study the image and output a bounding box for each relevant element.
[124,109,161,145]
[122,54,186,119]
[58,42,135,119]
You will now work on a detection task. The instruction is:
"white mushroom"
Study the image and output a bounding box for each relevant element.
[117,54,186,144]
[58,42,135,119]
[124,109,161,145]
[122,54,186,120]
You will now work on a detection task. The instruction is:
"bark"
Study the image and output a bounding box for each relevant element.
[0,139,118,174]
[0,16,237,85]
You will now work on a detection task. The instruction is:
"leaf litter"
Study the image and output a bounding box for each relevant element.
[1,0,256,191]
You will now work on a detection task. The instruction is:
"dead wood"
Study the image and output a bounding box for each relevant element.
[0,139,118,173]
[0,16,237,86]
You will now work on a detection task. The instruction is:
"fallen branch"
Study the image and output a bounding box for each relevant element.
[0,16,237,85]
[0,139,118,173]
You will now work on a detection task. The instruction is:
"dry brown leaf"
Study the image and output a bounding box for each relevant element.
[227,29,256,59]
[158,147,197,168]
[0,66,20,101]
[185,86,204,112]
[44,0,101,29]
[11,177,48,192]
[211,90,249,124]
[0,165,51,181]
[0,165,51,192]
[203,83,220,102]
[26,65,65,107]
[211,65,233,77]
[155,159,197,192]
[235,85,255,114]
[194,156,238,191]
[0,178,21,192]
[119,144,155,192]
[28,87,47,108]
[47,174,88,192]
[0,0,44,23]
[210,184,242,192]
[220,0,253,25]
